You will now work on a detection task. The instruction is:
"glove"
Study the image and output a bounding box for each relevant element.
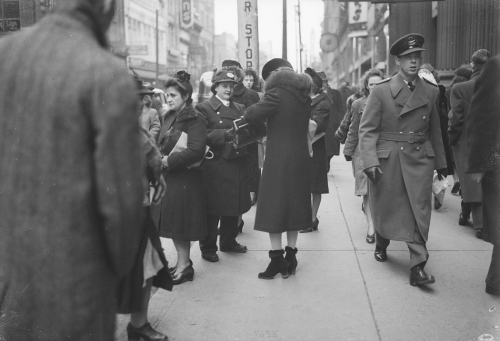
[436,168,448,181]
[364,166,384,184]
[344,155,353,162]
[151,175,166,204]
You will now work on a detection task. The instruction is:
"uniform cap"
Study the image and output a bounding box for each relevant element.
[212,70,239,85]
[262,58,293,80]
[390,33,425,57]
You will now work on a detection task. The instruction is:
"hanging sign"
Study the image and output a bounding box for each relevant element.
[181,0,193,29]
[237,0,259,73]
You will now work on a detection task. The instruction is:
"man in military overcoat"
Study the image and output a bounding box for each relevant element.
[359,33,447,286]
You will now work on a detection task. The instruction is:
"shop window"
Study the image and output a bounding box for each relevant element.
[0,0,21,32]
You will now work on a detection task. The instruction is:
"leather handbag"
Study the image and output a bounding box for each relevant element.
[230,118,267,148]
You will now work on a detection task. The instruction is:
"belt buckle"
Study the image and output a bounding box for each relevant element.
[408,132,414,144]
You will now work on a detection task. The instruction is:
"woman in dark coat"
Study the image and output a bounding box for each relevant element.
[152,71,207,285]
[118,81,172,341]
[244,58,313,279]
[196,69,251,263]
[343,69,385,244]
[300,68,330,233]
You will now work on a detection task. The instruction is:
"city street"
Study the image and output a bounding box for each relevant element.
[116,153,500,341]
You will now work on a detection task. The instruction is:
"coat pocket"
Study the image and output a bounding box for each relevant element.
[376,149,391,159]
[425,147,435,158]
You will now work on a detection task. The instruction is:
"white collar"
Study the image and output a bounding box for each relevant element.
[215,95,230,106]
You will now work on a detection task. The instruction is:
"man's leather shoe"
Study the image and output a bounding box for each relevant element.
[220,243,247,253]
[476,229,483,240]
[459,213,470,226]
[410,265,435,286]
[486,284,500,296]
[374,246,387,262]
[202,252,219,262]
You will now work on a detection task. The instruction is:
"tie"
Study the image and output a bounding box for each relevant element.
[408,81,415,92]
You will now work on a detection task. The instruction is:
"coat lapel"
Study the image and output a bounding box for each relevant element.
[400,77,429,116]
[158,112,177,144]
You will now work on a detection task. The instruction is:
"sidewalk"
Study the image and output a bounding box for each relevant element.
[116,155,500,341]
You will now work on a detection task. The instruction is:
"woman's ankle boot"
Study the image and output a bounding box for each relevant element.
[258,249,289,279]
[284,246,298,275]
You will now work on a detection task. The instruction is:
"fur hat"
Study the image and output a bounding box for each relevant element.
[222,60,242,69]
[262,58,293,81]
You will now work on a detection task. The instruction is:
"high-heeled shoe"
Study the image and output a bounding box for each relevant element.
[172,265,194,285]
[284,246,298,275]
[127,322,169,341]
[366,234,375,244]
[299,218,319,233]
[258,250,289,279]
[169,259,193,275]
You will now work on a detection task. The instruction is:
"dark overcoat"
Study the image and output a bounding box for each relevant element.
[232,83,262,192]
[196,96,251,216]
[448,71,483,203]
[310,93,331,194]
[244,70,313,232]
[152,105,208,241]
[324,87,343,157]
[359,74,447,242]
[466,55,500,246]
[0,3,145,340]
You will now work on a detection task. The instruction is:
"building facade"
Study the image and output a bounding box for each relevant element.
[322,0,500,88]
[214,32,238,69]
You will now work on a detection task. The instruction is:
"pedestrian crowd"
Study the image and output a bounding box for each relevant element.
[0,1,499,340]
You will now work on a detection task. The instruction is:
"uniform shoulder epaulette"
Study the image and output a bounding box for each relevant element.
[376,77,391,85]
[422,77,438,87]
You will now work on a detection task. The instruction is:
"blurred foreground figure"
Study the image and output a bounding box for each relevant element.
[465,55,500,296]
[0,0,144,340]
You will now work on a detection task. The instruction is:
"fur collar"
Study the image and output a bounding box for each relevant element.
[264,70,313,101]
[167,104,198,123]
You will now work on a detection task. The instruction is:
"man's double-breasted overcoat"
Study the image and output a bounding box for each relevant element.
[359,74,446,242]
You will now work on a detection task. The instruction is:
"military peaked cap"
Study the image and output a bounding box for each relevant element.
[390,33,425,57]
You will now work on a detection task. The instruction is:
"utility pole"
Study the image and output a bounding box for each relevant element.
[282,0,287,59]
[155,9,159,85]
[297,0,303,72]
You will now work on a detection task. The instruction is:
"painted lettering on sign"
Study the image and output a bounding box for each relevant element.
[181,0,193,29]
[238,0,259,73]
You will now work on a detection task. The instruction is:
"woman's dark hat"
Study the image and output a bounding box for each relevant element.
[222,59,242,69]
[390,33,425,57]
[455,67,472,80]
[262,58,293,81]
[173,71,193,97]
[212,70,240,85]
[305,67,323,89]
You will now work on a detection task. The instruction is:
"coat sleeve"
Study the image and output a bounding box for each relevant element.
[91,66,144,278]
[167,115,207,170]
[196,103,227,150]
[448,85,465,146]
[335,108,353,144]
[244,88,281,123]
[428,88,447,170]
[359,87,384,171]
[312,99,330,135]
[343,100,363,156]
[149,109,161,139]
[466,57,500,173]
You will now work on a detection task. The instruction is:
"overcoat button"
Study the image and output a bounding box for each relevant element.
[401,147,404,150]
[423,116,426,119]
[400,132,403,134]
[416,146,421,150]
[220,121,223,123]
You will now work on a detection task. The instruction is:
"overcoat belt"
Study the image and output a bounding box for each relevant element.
[359,75,447,242]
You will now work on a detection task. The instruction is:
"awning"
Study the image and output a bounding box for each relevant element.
[130,68,158,82]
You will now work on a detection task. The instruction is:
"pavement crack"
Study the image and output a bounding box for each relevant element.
[333,174,383,341]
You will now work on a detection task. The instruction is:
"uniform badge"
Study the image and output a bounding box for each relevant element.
[408,36,416,48]
[227,72,234,78]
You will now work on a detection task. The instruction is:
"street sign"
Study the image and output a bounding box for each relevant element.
[128,45,148,56]
[237,0,259,72]
[181,0,193,29]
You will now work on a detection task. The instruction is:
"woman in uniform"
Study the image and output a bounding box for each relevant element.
[196,69,251,263]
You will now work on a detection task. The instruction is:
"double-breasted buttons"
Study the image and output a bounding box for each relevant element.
[416,146,421,151]
[217,112,220,115]
[219,121,223,124]
[401,146,404,150]
[423,116,426,120]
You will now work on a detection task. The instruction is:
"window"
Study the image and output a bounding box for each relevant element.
[0,0,20,32]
